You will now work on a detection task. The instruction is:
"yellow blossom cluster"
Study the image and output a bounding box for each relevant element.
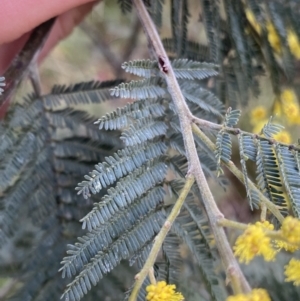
[244,7,300,59]
[249,87,299,143]
[274,240,299,253]
[250,106,267,126]
[250,106,269,135]
[280,89,300,125]
[233,221,277,264]
[146,281,184,301]
[233,216,300,288]
[285,258,300,286]
[281,216,300,244]
[272,130,292,144]
[274,216,300,252]
[226,289,271,301]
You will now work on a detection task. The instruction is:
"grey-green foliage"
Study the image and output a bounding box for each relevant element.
[2,1,300,301]
[121,59,218,80]
[215,108,241,175]
[0,81,132,301]
[214,115,300,224]
[61,51,226,301]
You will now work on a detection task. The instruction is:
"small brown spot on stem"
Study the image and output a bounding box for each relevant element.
[158,56,168,73]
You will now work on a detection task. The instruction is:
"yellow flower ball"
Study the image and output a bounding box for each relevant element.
[233,221,277,264]
[275,240,299,253]
[146,281,184,301]
[281,216,300,244]
[273,130,292,144]
[281,88,297,104]
[283,102,299,119]
[285,258,300,286]
[226,289,271,301]
[250,106,267,125]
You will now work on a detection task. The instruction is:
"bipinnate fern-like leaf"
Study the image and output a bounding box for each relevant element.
[223,107,241,128]
[275,144,300,218]
[5,2,300,301]
[171,59,218,80]
[63,47,227,300]
[43,80,123,110]
[122,58,218,80]
[121,116,168,146]
[179,80,224,118]
[76,141,167,199]
[80,161,167,231]
[61,186,165,278]
[110,77,166,99]
[215,109,241,176]
[61,210,165,301]
[121,60,159,78]
[0,80,127,301]
[241,134,257,161]
[262,118,284,138]
[95,98,165,130]
[238,134,260,209]
[256,140,288,220]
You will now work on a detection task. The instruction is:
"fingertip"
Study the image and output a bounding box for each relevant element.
[0,0,95,44]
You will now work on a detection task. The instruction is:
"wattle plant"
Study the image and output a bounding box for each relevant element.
[1,1,300,301]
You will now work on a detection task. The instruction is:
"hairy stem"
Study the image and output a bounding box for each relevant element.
[132,0,251,298]
[192,123,284,223]
[129,175,195,301]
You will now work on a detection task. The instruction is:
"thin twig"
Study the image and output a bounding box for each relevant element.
[129,175,195,301]
[148,268,156,285]
[192,115,300,151]
[0,19,55,108]
[132,0,251,298]
[192,123,284,223]
[218,218,248,231]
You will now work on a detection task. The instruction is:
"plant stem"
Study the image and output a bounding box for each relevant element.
[148,268,156,285]
[218,218,249,230]
[261,203,267,221]
[192,115,300,151]
[0,19,55,108]
[192,123,284,223]
[133,0,251,297]
[128,175,195,301]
